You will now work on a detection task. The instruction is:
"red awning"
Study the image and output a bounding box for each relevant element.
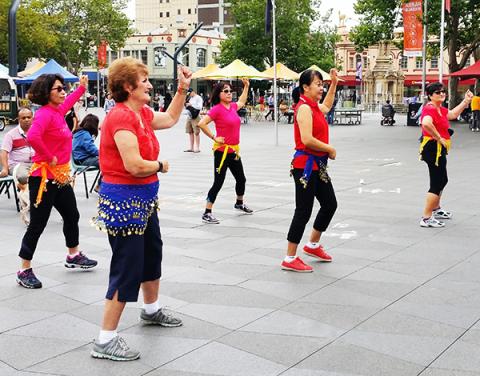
[450,60,480,79]
[338,75,358,86]
[404,75,448,86]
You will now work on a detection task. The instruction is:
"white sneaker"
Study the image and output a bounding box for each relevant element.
[420,216,445,228]
[433,208,452,219]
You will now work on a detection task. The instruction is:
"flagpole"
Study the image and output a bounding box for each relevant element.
[421,0,428,100]
[439,0,445,82]
[272,0,278,146]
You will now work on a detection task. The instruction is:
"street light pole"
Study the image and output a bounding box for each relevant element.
[173,22,203,92]
[8,0,21,77]
[439,0,445,82]
[421,0,428,100]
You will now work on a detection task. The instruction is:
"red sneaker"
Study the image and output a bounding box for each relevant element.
[303,244,332,262]
[281,257,313,273]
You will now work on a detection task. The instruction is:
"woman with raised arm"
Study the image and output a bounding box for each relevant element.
[91,57,192,361]
[198,79,253,224]
[282,69,339,273]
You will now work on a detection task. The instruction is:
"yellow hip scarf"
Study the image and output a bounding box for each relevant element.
[419,137,451,166]
[213,143,240,173]
[30,162,72,207]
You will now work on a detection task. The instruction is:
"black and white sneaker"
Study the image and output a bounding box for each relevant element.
[234,203,253,214]
[420,216,445,228]
[202,212,220,224]
[433,208,452,219]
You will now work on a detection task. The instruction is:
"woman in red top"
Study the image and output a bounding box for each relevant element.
[419,82,472,228]
[91,57,192,361]
[282,69,338,273]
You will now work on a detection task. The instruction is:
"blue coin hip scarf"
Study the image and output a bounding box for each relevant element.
[292,150,330,188]
[92,181,159,236]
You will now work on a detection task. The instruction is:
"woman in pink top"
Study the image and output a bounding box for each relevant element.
[16,74,97,290]
[198,80,253,224]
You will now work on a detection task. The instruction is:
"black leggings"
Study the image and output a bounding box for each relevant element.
[207,151,246,204]
[422,140,448,196]
[287,169,337,244]
[19,176,80,261]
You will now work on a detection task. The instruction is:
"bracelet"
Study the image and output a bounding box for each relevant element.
[177,87,188,95]
[157,161,163,172]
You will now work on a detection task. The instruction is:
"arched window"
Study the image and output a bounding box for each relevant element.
[196,48,206,68]
[154,47,167,67]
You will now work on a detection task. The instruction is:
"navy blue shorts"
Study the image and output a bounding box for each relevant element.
[106,211,163,302]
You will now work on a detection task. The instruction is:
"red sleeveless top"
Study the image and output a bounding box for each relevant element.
[292,95,329,169]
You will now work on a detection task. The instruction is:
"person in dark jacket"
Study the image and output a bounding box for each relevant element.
[72,114,102,189]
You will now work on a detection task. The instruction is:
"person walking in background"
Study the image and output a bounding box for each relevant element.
[282,69,339,273]
[265,93,274,121]
[198,79,253,224]
[16,73,97,289]
[184,88,203,153]
[103,93,116,114]
[91,57,192,361]
[470,91,480,132]
[419,82,473,228]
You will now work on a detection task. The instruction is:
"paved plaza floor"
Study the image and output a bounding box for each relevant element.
[0,109,480,376]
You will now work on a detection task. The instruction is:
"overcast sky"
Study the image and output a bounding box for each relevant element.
[126,0,359,26]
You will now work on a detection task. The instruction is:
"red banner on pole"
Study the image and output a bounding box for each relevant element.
[445,0,451,13]
[97,41,107,68]
[402,0,423,57]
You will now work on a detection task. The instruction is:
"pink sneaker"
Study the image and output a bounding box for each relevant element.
[281,257,313,273]
[303,244,332,262]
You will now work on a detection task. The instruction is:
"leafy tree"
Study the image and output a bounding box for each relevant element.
[218,0,337,73]
[0,0,58,69]
[0,0,133,74]
[350,0,480,106]
[36,0,133,74]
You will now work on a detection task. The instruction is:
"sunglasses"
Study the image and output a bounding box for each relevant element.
[433,90,446,95]
[51,85,67,93]
[222,89,233,94]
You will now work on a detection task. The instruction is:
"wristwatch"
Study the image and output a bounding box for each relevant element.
[157,161,163,172]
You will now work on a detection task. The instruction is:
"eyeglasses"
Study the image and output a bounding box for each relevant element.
[51,86,67,93]
[433,90,446,95]
[222,89,233,94]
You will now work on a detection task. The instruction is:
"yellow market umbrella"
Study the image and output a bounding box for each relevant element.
[192,63,220,79]
[17,61,46,78]
[263,63,299,80]
[204,59,269,79]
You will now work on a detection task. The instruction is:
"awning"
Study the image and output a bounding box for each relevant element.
[404,75,448,86]
[82,70,101,80]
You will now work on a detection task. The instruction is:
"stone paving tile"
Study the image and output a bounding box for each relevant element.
[294,341,424,376]
[176,303,273,330]
[1,113,480,375]
[159,342,287,375]
[218,331,329,367]
[0,334,84,370]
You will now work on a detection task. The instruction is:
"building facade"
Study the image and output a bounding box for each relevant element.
[335,19,474,106]
[197,0,234,34]
[135,0,233,35]
[135,0,199,33]
[106,27,225,96]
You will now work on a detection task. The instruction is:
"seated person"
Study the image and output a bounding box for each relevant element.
[0,107,34,187]
[279,99,289,114]
[72,114,102,189]
[381,99,395,118]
